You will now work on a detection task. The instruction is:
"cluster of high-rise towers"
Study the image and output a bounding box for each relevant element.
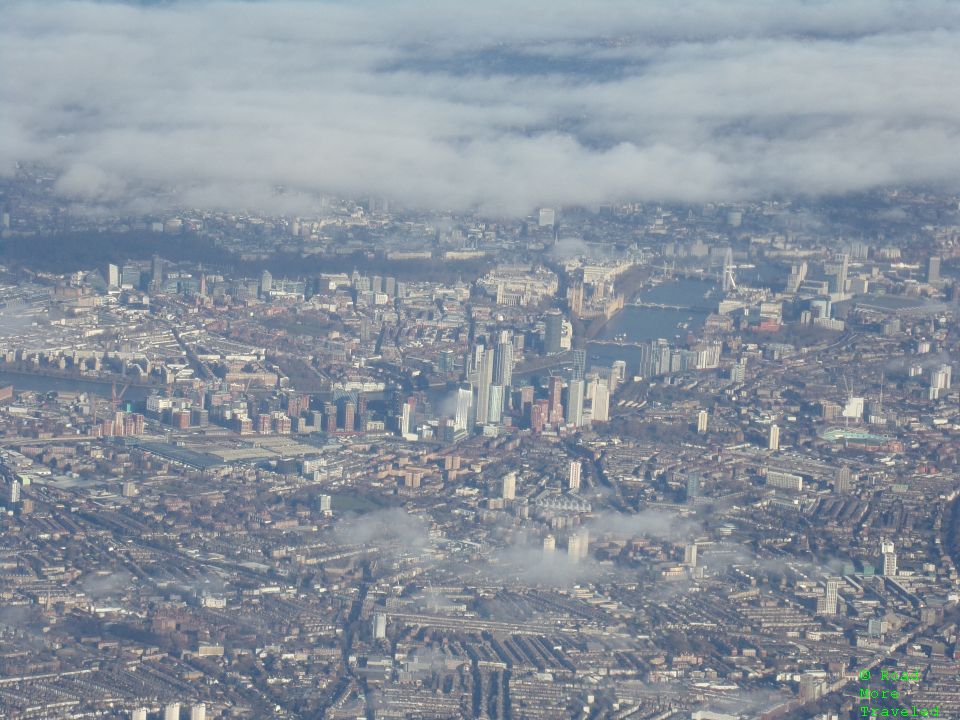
[451,329,614,437]
[458,330,516,432]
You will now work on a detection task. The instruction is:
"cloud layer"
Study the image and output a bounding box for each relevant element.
[3,0,960,215]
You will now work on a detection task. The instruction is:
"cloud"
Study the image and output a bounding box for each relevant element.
[332,507,431,555]
[3,1,960,216]
[487,540,602,587]
[80,570,134,599]
[588,509,698,542]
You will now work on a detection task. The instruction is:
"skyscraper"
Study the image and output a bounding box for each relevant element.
[400,397,416,437]
[730,361,746,383]
[566,527,589,563]
[548,375,564,425]
[531,399,548,433]
[928,364,952,400]
[543,311,563,355]
[683,544,698,567]
[494,330,514,389]
[454,387,472,432]
[824,579,839,615]
[487,384,504,424]
[831,252,849,294]
[474,343,494,426]
[927,255,941,284]
[568,460,581,492]
[151,254,165,289]
[571,347,586,381]
[566,379,585,427]
[591,379,610,422]
[697,410,709,434]
[518,385,534,416]
[881,540,897,576]
[768,424,780,451]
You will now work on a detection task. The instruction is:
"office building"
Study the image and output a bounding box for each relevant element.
[927,255,941,284]
[454,387,472,432]
[531,399,548,433]
[474,343,495,425]
[120,263,141,289]
[400,397,416,437]
[591,378,610,422]
[151,255,165,289]
[566,379,585,427]
[518,385,534,416]
[543,311,563,355]
[493,330,514,390]
[548,375,564,425]
[571,348,586,380]
[487,384,504,424]
[686,474,701,502]
[683,544,698,567]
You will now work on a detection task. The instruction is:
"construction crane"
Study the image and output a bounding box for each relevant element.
[89,380,131,425]
[111,381,131,412]
[878,370,884,416]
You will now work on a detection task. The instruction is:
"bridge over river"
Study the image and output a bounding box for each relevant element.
[625,300,717,313]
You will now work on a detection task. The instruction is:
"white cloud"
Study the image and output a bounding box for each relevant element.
[2,0,959,215]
